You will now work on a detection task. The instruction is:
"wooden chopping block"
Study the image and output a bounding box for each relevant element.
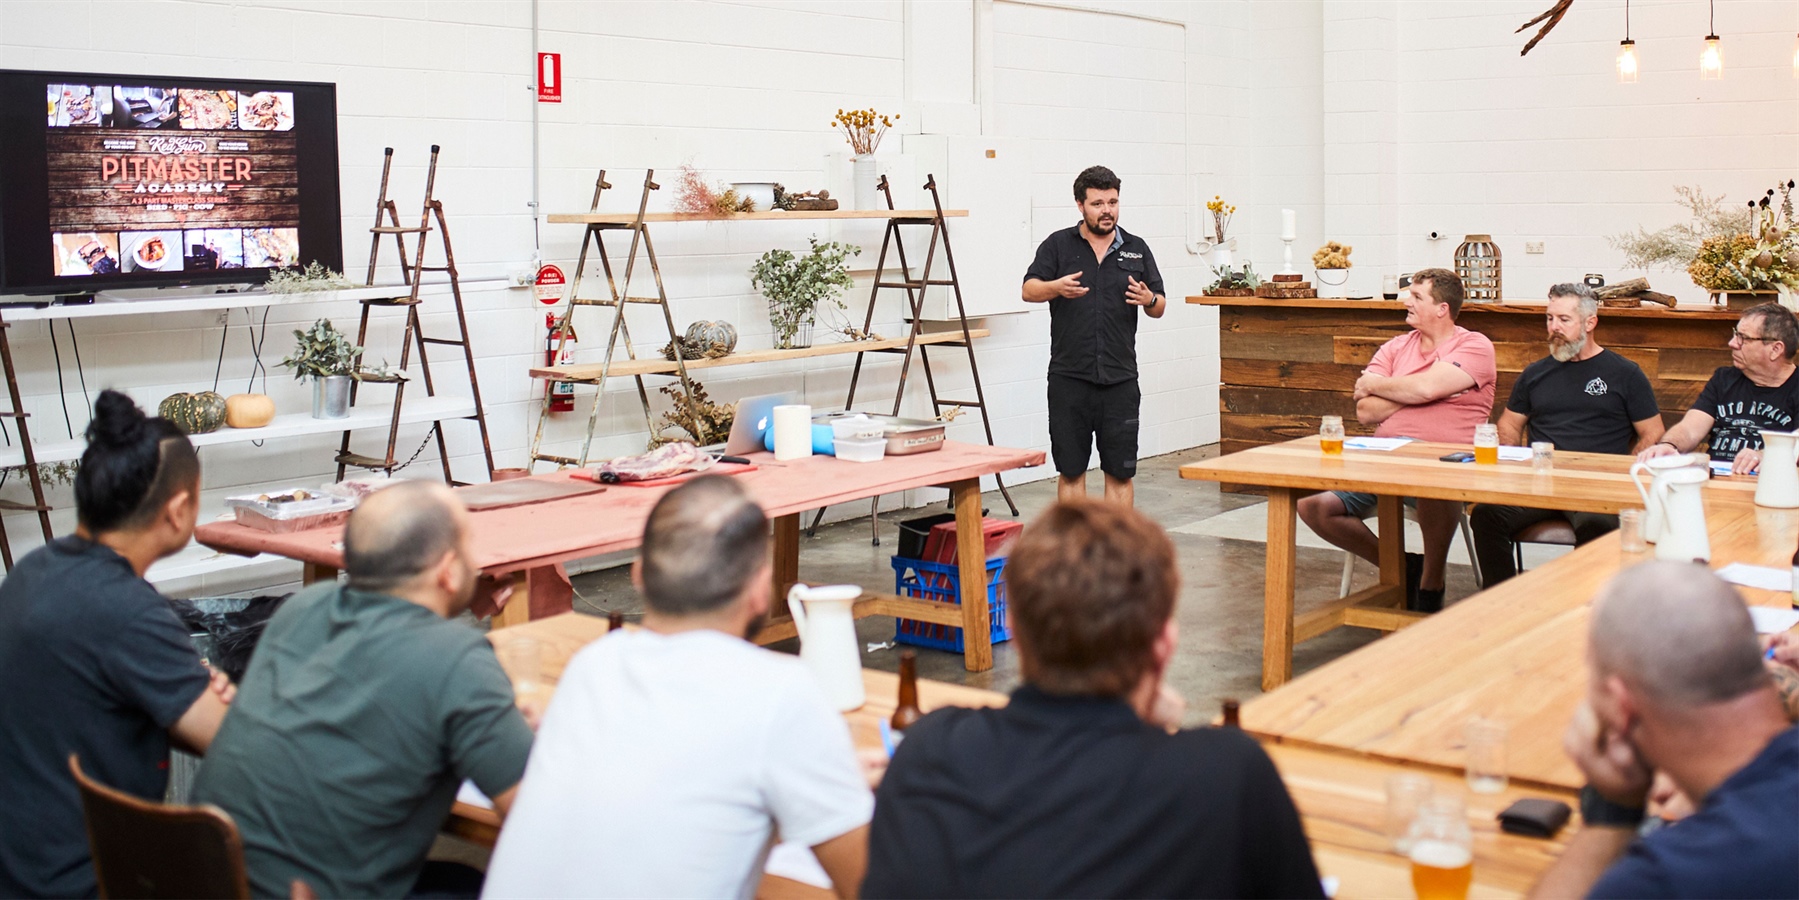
[1256,284,1319,299]
[1272,273,1306,283]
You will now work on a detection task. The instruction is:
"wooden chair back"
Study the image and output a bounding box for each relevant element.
[69,755,251,899]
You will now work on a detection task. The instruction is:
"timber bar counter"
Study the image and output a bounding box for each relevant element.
[1191,296,1740,489]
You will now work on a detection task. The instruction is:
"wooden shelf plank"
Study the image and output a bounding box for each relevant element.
[546,209,968,225]
[0,282,474,323]
[529,329,990,382]
[0,394,478,468]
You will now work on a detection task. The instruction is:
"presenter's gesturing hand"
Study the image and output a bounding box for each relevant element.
[1051,271,1089,298]
[1125,275,1158,307]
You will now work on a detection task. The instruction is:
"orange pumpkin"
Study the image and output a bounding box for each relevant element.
[225,393,276,428]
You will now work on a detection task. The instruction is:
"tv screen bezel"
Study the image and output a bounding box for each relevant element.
[0,68,342,296]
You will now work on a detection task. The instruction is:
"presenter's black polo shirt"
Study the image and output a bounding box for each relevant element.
[1024,224,1164,386]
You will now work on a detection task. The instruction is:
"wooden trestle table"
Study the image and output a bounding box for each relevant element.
[1178,437,1759,690]
[195,441,1043,671]
[451,612,1577,900]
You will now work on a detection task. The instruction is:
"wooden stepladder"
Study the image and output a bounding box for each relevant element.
[339,145,495,484]
[527,169,698,470]
[0,324,54,570]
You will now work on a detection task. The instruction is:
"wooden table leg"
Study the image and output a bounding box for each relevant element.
[492,570,532,629]
[1263,487,1298,691]
[771,513,800,620]
[302,562,338,585]
[951,478,993,673]
[1376,494,1404,604]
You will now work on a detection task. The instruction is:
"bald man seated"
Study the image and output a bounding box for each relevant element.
[193,482,534,899]
[1530,563,1798,899]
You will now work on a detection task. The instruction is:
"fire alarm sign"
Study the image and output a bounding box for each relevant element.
[537,53,561,103]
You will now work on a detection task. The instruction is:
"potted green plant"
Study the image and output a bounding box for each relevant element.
[280,318,363,419]
[750,237,860,349]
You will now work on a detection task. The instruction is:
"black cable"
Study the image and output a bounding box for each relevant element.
[247,307,271,394]
[66,322,92,420]
[212,310,230,394]
[47,323,74,439]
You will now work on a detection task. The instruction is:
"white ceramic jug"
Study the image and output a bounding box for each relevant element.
[1629,453,1707,543]
[1754,429,1799,508]
[1652,467,1711,563]
[787,583,865,711]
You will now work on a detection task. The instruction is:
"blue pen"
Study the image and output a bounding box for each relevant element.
[1767,645,1780,661]
[878,719,897,758]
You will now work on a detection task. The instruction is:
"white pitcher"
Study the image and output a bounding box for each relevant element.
[787,583,865,711]
[1629,453,1707,543]
[1652,467,1711,563]
[1755,429,1799,508]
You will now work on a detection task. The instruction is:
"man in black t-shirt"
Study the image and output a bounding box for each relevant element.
[1470,285,1664,585]
[1638,302,1799,474]
[863,501,1322,899]
[1023,165,1166,507]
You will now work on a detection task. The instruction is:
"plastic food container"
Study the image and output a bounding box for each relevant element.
[225,490,356,533]
[831,415,884,442]
[834,435,887,463]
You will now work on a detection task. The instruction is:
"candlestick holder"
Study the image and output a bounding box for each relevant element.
[1279,236,1297,275]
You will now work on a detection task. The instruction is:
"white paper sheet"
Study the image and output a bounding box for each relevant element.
[1749,606,1799,635]
[1716,562,1793,593]
[1710,460,1735,477]
[765,841,832,889]
[1343,437,1413,452]
[1497,446,1533,462]
[455,780,493,810]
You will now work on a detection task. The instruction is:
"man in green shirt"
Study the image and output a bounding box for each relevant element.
[194,482,533,898]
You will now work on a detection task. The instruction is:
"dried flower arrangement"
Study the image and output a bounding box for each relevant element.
[649,380,734,449]
[1313,241,1354,269]
[1615,181,1799,304]
[1205,195,1237,244]
[830,108,898,156]
[1609,185,1747,271]
[2,461,79,488]
[264,261,357,293]
[673,164,756,216]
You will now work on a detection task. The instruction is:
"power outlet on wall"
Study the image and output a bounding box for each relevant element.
[1525,241,1545,254]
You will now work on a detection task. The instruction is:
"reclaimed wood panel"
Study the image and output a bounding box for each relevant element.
[1220,359,1361,392]
[1218,331,1338,363]
[1221,386,1356,418]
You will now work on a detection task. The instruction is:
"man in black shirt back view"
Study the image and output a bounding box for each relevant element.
[1470,284,1664,585]
[862,500,1323,899]
[1023,165,1166,507]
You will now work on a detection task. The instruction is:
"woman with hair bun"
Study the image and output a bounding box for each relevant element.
[0,389,235,898]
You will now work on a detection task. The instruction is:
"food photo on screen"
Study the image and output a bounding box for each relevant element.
[184,228,245,271]
[47,83,110,127]
[50,232,121,276]
[119,229,184,273]
[178,89,235,130]
[237,90,293,131]
[243,227,299,269]
[108,85,178,128]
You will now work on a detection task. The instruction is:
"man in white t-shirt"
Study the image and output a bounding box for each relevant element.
[482,476,873,900]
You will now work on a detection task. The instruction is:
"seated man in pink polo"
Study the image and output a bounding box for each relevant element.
[1297,268,1496,613]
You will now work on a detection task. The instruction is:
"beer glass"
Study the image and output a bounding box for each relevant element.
[1464,717,1508,793]
[1385,772,1433,853]
[1320,415,1345,455]
[1473,424,1499,465]
[1531,441,1554,472]
[1618,508,1648,554]
[1408,795,1474,900]
[499,637,543,703]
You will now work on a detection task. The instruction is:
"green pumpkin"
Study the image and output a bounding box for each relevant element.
[158,391,228,434]
[683,320,737,354]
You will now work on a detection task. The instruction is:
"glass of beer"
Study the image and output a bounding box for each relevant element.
[499,636,543,703]
[1408,795,1474,900]
[1473,423,1499,465]
[1320,415,1345,454]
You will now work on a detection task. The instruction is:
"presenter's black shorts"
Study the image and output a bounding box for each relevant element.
[1048,374,1139,480]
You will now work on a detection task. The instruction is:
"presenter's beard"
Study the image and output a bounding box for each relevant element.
[1549,333,1586,362]
[1086,214,1116,235]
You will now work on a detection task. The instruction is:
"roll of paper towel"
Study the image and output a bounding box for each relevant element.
[772,404,813,460]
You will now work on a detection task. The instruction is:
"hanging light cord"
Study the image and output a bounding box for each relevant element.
[1625,0,1630,41]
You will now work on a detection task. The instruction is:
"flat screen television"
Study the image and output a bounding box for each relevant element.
[0,69,342,296]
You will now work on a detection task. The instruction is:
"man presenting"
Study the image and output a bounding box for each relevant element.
[1297,268,1495,612]
[1638,301,1799,474]
[1024,165,1165,506]
[1470,284,1663,585]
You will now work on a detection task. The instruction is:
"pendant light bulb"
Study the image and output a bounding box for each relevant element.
[1618,39,1640,82]
[1700,35,1724,80]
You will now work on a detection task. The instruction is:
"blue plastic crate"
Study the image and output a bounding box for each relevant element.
[891,555,1010,652]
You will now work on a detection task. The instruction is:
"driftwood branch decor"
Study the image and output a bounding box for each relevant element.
[1515,0,1574,56]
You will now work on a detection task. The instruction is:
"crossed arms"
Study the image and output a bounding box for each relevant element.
[1353,361,1477,426]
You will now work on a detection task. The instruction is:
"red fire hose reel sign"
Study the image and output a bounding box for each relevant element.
[534,264,565,305]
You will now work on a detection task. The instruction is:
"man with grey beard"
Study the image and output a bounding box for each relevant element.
[1470,284,1664,585]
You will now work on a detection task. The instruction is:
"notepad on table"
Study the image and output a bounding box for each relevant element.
[1342,437,1413,452]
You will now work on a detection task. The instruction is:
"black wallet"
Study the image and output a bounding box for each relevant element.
[1498,798,1572,838]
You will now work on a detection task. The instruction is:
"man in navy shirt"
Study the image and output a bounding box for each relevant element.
[1023,166,1166,506]
[1638,302,1799,475]
[1530,562,1798,899]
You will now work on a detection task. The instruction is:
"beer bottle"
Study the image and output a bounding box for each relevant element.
[891,650,923,732]
[608,610,626,633]
[1222,699,1241,728]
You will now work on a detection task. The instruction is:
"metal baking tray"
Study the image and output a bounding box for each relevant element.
[813,412,945,455]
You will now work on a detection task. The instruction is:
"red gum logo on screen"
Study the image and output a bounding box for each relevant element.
[99,136,251,194]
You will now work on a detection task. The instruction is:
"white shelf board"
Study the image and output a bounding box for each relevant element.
[0,394,478,467]
[147,544,293,587]
[0,280,494,323]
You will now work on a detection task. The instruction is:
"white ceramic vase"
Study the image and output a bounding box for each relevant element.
[852,155,880,210]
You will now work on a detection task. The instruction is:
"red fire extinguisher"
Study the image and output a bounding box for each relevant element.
[545,313,577,413]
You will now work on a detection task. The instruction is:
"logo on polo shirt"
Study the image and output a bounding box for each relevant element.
[1585,377,1608,396]
[1119,251,1143,259]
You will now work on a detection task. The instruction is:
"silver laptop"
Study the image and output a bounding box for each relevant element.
[721,391,799,456]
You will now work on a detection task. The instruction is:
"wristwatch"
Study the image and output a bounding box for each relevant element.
[1580,784,1646,828]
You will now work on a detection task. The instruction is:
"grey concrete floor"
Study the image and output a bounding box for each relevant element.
[564,442,1482,726]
